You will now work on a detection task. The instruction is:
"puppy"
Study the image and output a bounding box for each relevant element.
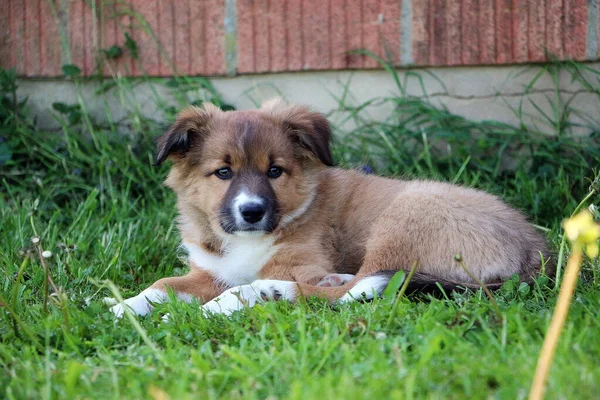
[109,100,550,317]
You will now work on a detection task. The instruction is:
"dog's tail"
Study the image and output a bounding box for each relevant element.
[375,269,506,294]
[294,270,507,303]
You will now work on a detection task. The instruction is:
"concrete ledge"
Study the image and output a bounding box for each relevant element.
[17,64,600,135]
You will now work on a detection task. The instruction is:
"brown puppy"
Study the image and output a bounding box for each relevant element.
[109,100,549,317]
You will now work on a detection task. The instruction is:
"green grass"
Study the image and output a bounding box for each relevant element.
[1,64,600,399]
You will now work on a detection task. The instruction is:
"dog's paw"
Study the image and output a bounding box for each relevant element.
[202,280,296,316]
[316,273,355,287]
[102,297,118,306]
[338,276,390,303]
[108,288,167,318]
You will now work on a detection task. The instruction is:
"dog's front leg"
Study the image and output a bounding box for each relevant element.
[109,268,225,318]
[201,279,299,316]
[201,263,348,316]
[201,257,359,316]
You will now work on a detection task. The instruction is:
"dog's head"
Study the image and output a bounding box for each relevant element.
[156,99,332,237]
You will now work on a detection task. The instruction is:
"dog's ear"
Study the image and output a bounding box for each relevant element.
[155,103,220,165]
[261,99,333,166]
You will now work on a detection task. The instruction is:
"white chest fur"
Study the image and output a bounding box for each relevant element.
[183,236,278,286]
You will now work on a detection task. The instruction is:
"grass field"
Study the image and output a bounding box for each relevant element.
[1,64,600,399]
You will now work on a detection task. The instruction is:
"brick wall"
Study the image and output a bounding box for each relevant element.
[0,0,594,78]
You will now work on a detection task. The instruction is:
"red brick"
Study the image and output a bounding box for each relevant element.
[346,0,363,68]
[528,0,546,62]
[254,0,271,72]
[83,2,95,76]
[546,0,564,59]
[99,1,118,76]
[42,0,63,76]
[512,0,528,62]
[189,0,206,75]
[380,0,401,65]
[412,0,429,65]
[69,0,86,75]
[564,0,586,60]
[286,0,303,70]
[330,0,348,69]
[7,0,594,77]
[105,4,119,47]
[174,0,191,75]
[269,0,287,72]
[495,0,512,64]
[478,0,495,64]
[237,0,254,73]
[130,0,160,76]
[0,0,12,70]
[25,0,42,76]
[157,1,176,75]
[431,0,447,65]
[205,0,225,75]
[446,0,462,65]
[100,4,116,56]
[303,0,331,70]
[363,0,381,68]
[461,0,479,64]
[119,2,135,75]
[11,0,27,75]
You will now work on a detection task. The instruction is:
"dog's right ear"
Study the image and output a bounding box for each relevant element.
[155,104,220,166]
[261,98,333,166]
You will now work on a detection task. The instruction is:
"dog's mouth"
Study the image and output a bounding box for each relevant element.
[218,211,278,236]
[219,224,277,236]
[231,228,273,237]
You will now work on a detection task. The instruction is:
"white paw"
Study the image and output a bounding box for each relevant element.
[108,288,167,318]
[202,280,296,316]
[338,276,390,304]
[161,313,171,323]
[316,273,355,287]
[102,297,118,306]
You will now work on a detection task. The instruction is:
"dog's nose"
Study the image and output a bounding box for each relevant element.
[239,203,267,224]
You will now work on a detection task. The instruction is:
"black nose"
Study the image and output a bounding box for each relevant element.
[239,203,267,224]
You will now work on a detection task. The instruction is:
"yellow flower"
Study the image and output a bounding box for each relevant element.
[586,244,598,258]
[563,210,600,258]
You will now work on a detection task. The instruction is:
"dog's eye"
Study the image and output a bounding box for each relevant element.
[214,167,232,180]
[267,166,283,179]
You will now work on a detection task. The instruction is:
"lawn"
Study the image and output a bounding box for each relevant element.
[1,64,600,399]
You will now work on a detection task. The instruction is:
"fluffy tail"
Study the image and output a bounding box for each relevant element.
[294,270,508,303]
[375,270,506,295]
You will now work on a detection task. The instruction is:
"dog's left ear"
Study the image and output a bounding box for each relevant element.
[155,103,220,165]
[262,99,333,166]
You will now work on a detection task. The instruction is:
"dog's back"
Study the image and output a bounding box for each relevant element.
[292,168,550,284]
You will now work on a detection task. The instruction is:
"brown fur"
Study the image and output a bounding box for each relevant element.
[145,100,549,306]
